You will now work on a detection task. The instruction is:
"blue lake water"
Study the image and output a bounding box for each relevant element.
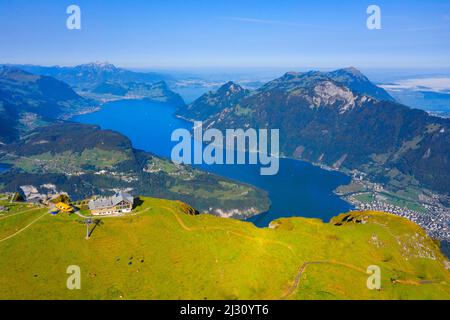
[73,99,352,226]
[0,164,11,174]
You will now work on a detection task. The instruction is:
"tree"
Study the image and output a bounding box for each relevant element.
[51,194,71,204]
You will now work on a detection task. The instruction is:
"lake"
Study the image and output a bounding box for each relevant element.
[73,99,352,226]
[0,164,11,174]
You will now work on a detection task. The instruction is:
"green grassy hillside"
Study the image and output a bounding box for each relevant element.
[0,196,448,300]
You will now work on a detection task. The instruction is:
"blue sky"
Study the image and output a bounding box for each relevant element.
[0,0,449,69]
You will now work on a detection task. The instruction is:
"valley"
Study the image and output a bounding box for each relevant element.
[174,68,450,248]
[0,62,448,276]
[0,66,270,217]
[1,0,449,304]
[73,99,352,224]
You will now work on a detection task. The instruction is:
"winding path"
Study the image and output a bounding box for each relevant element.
[0,207,42,221]
[1,202,446,297]
[282,259,448,299]
[162,205,294,253]
[282,260,367,299]
[0,211,48,243]
[165,206,448,298]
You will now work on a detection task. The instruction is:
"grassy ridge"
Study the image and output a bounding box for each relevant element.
[0,197,448,300]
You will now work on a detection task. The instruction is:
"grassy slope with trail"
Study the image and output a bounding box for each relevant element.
[0,197,449,300]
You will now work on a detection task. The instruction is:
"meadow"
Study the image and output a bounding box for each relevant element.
[0,196,448,300]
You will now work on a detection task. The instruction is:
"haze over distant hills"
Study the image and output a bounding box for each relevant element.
[6,62,173,90]
[4,62,186,107]
[0,64,187,145]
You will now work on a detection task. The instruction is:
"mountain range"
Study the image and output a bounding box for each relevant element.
[0,65,186,144]
[4,63,185,107]
[1,63,448,212]
[6,62,173,90]
[0,66,267,216]
[177,68,450,195]
[0,66,94,143]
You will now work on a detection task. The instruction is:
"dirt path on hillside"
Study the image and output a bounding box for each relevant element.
[164,205,443,298]
[281,260,367,299]
[0,211,48,243]
[282,259,448,299]
[0,207,42,221]
[167,208,449,299]
[162,206,294,253]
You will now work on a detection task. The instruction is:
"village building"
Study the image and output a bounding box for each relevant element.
[88,192,134,216]
[55,202,73,213]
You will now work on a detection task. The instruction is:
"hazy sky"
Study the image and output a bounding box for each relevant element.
[1,0,449,69]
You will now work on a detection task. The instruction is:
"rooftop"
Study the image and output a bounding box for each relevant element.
[88,192,134,210]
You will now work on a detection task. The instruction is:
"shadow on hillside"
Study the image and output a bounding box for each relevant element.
[133,197,144,209]
[89,219,104,238]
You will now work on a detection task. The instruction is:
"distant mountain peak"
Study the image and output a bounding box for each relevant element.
[328,67,367,82]
[327,68,394,101]
[152,80,169,88]
[283,71,302,78]
[0,65,29,75]
[266,73,364,114]
[280,71,323,81]
[218,81,245,94]
[261,70,334,93]
[339,67,364,76]
[76,62,117,71]
[0,66,39,82]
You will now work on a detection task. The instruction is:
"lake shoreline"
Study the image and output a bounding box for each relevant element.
[72,98,353,227]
